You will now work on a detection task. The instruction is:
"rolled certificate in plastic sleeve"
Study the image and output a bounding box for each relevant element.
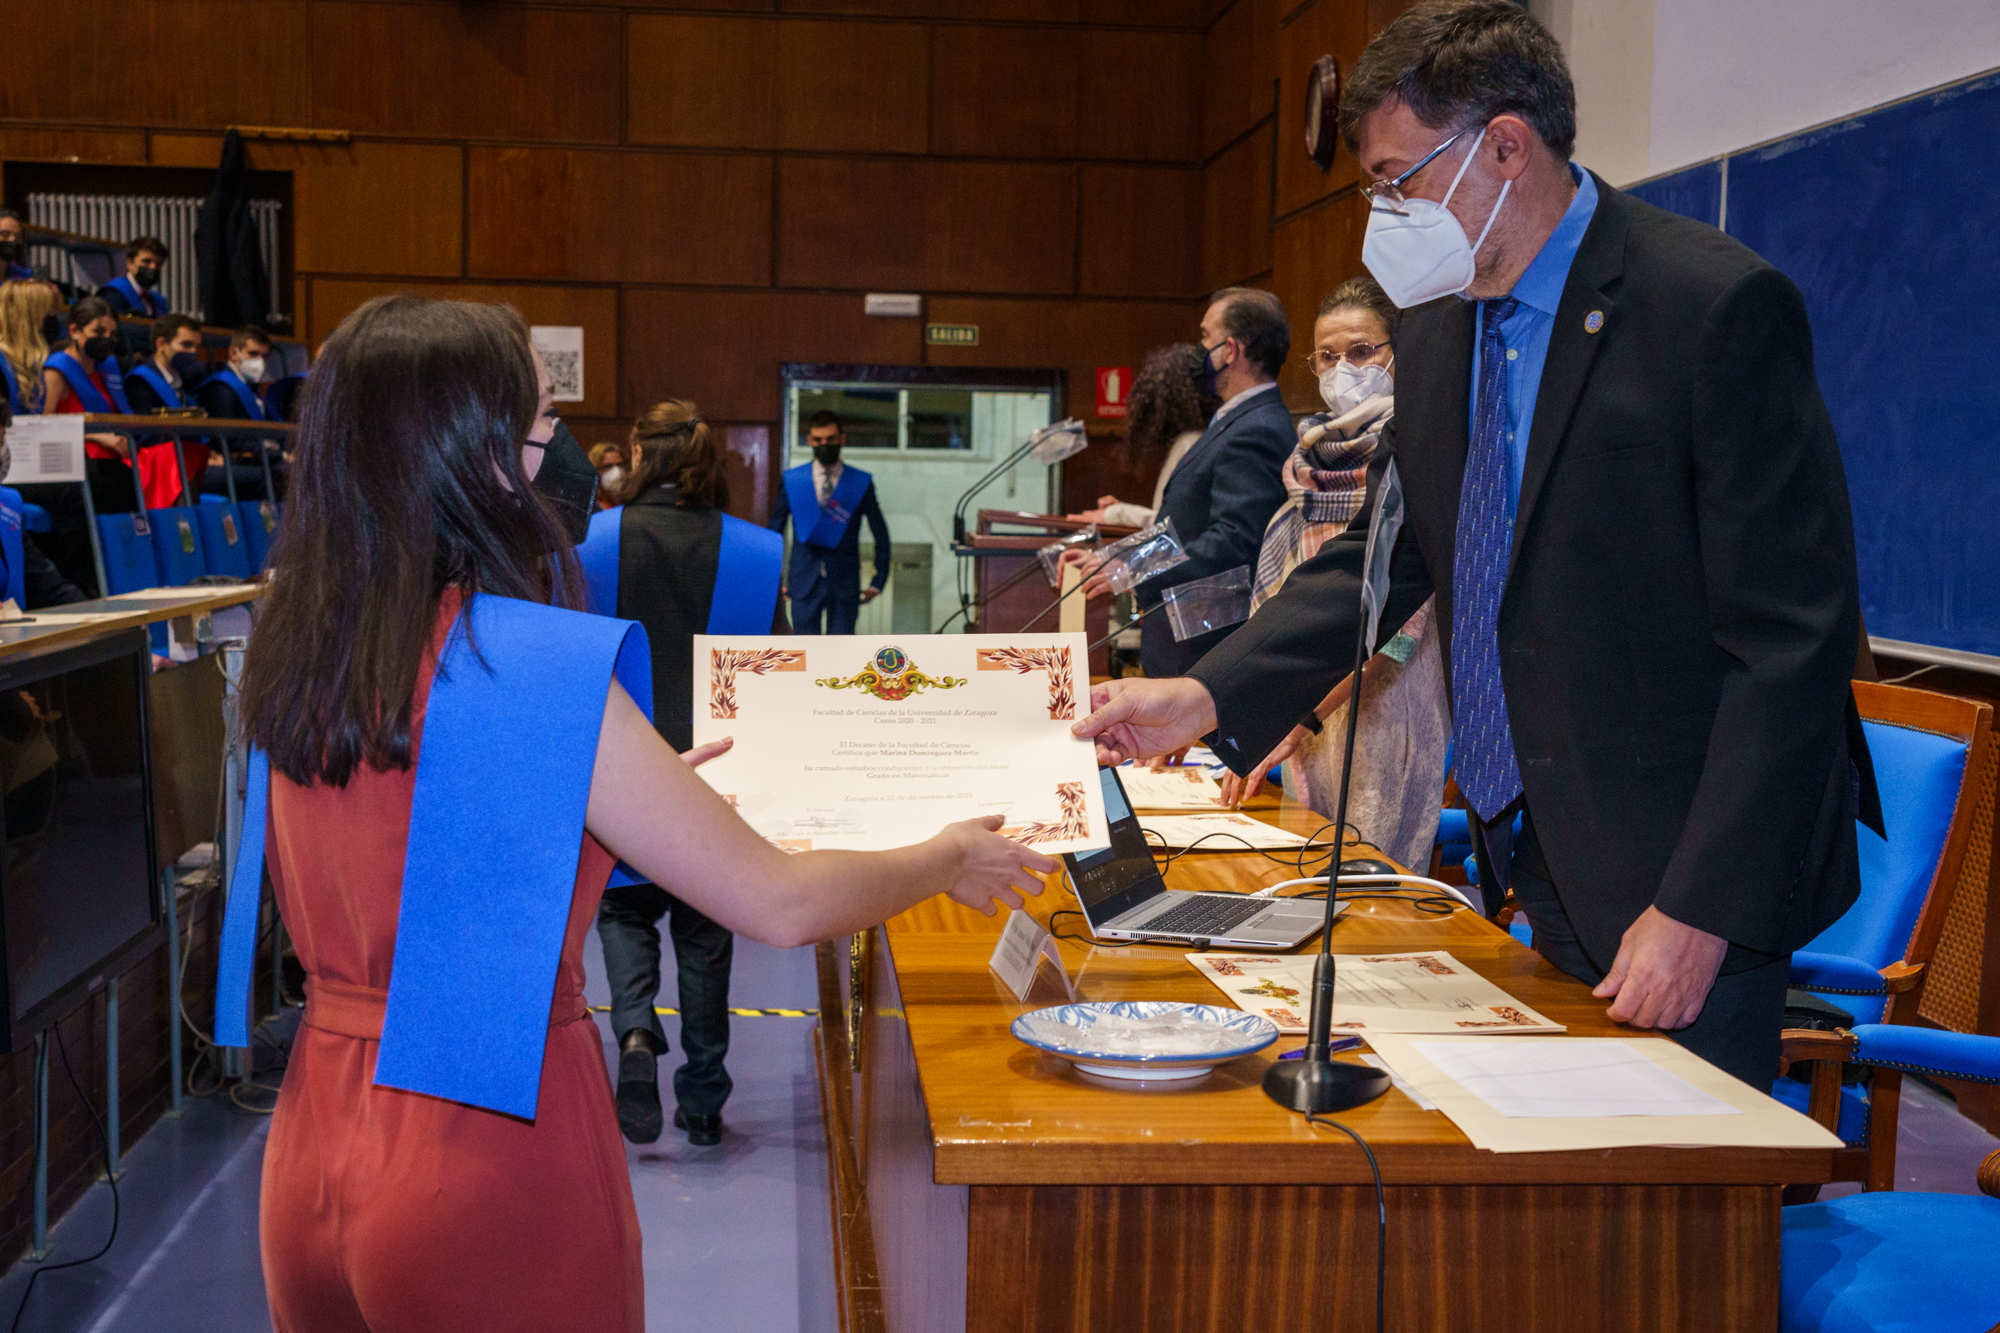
[1161,564,1251,642]
[1099,518,1190,595]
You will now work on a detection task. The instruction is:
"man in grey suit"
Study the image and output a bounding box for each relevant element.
[1089,288,1296,678]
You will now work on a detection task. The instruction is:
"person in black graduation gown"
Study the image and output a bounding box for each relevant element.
[595,399,787,1148]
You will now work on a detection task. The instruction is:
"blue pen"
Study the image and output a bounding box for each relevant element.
[1279,1035,1364,1059]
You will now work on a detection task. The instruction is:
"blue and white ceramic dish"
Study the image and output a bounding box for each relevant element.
[1010,1001,1279,1081]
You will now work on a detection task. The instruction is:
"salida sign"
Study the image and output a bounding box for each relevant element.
[1096,366,1132,419]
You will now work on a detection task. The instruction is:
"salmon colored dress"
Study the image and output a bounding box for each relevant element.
[259,599,643,1332]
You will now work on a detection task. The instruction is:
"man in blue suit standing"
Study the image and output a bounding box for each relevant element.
[768,410,891,634]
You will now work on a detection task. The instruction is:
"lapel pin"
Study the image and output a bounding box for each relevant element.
[1584,310,1605,334]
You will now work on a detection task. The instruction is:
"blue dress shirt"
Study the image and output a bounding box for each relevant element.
[1466,166,1599,523]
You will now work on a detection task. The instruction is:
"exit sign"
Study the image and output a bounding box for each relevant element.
[925,323,979,346]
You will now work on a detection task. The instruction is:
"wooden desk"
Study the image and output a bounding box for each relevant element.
[815,795,1832,1333]
[0,586,262,663]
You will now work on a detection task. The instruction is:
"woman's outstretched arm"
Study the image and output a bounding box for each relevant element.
[585,682,1056,949]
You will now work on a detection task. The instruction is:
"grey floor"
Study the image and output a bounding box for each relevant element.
[4,944,1998,1331]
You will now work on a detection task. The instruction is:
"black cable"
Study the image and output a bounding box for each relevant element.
[1305,1114,1385,1333]
[11,1025,123,1333]
[1138,822,1362,875]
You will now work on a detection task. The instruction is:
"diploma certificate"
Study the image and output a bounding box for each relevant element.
[690,633,1109,854]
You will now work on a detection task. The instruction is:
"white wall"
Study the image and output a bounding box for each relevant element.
[1533,0,2000,185]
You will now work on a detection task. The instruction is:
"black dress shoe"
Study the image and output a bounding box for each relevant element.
[616,1048,664,1144]
[673,1107,723,1146]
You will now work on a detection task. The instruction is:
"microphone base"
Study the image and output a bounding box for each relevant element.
[1262,1057,1391,1115]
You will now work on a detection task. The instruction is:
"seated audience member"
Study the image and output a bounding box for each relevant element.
[99,236,171,319]
[0,211,31,283]
[198,325,283,500]
[1220,276,1449,871]
[125,313,214,507]
[588,442,627,507]
[0,398,88,608]
[1070,344,1219,529]
[0,279,58,415]
[1080,288,1296,679]
[42,296,142,514]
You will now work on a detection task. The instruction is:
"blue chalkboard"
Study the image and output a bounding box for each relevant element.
[1626,73,2000,661]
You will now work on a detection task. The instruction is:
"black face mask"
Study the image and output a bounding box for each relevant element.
[133,266,160,290]
[811,444,842,467]
[530,418,597,547]
[169,351,203,379]
[81,335,118,363]
[0,240,21,265]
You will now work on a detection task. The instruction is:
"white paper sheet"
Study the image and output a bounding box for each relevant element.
[529,326,585,402]
[1360,1053,1437,1110]
[1137,812,1311,850]
[1409,1039,1738,1118]
[1117,765,1228,811]
[691,633,1107,853]
[1188,950,1563,1035]
[2,415,86,484]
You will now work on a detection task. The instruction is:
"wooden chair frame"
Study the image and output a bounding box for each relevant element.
[1785,681,1995,1191]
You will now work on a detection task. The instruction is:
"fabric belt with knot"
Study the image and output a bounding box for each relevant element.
[304,975,587,1041]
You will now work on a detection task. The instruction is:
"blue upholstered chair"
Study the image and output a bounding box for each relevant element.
[1774,680,1995,1189]
[1780,1025,2000,1333]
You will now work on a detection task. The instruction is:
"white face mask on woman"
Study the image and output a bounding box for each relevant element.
[599,466,626,489]
[1319,360,1394,415]
[1360,125,1511,309]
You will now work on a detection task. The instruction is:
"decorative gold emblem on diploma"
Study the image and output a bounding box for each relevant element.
[815,645,966,702]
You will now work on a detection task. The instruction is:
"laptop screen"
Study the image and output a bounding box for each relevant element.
[1063,768,1167,925]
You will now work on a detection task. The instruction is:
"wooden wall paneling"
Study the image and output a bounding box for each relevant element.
[1201,0,1262,159]
[1270,189,1366,411]
[931,27,1078,160]
[621,289,923,426]
[1274,0,1367,218]
[721,424,775,527]
[1201,129,1273,291]
[468,148,772,287]
[1081,0,1206,26]
[311,3,623,144]
[153,135,465,279]
[0,128,148,164]
[1366,0,1428,39]
[1202,0,1242,26]
[781,0,1077,19]
[777,158,1077,295]
[1078,167,1199,299]
[626,16,779,150]
[1077,31,1204,165]
[309,281,619,418]
[776,21,931,154]
[923,296,1195,423]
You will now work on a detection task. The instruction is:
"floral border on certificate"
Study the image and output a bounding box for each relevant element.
[710,647,807,719]
[975,646,1075,720]
[1005,780,1089,846]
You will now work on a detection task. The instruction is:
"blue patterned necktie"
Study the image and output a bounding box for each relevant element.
[1451,297,1523,822]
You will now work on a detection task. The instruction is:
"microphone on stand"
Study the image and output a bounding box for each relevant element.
[950,418,1088,547]
[1261,460,1408,1116]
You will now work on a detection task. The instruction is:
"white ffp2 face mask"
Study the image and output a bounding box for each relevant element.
[235,355,267,384]
[1361,126,1512,308]
[1320,360,1394,415]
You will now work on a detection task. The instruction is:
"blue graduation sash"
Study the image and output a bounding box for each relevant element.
[0,490,26,609]
[215,593,655,1119]
[782,463,869,550]
[0,354,20,416]
[578,505,785,634]
[106,276,164,317]
[213,368,268,421]
[127,362,190,408]
[46,351,133,414]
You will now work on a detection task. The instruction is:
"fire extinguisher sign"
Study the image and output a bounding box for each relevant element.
[1096,366,1132,419]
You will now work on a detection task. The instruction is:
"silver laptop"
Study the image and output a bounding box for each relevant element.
[1061,767,1334,949]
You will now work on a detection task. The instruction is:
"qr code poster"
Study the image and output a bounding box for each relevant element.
[530,326,585,403]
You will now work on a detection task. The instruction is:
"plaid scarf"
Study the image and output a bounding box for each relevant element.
[1251,395,1393,611]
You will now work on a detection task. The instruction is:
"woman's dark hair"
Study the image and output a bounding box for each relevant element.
[625,399,726,510]
[1316,275,1399,339]
[240,294,581,787]
[67,295,114,332]
[1126,344,1219,454]
[1338,0,1576,160]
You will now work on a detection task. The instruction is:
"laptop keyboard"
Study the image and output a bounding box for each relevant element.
[1132,895,1267,937]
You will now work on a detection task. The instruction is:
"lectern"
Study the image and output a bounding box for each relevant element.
[955,510,1134,675]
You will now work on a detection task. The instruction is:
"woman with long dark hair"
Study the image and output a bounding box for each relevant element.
[239,295,1051,1331]
[1072,343,1219,528]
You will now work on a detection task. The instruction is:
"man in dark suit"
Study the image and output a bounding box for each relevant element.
[1101,289,1295,679]
[1076,0,1874,1087]
[98,236,171,320]
[768,410,891,634]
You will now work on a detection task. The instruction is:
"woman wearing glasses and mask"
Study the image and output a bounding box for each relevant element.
[1221,276,1449,874]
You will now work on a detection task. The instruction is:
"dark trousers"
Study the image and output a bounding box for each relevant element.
[1509,813,1791,1089]
[596,881,735,1117]
[789,580,859,634]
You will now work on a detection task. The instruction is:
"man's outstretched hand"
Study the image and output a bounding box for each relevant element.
[1593,905,1728,1030]
[1072,677,1218,766]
